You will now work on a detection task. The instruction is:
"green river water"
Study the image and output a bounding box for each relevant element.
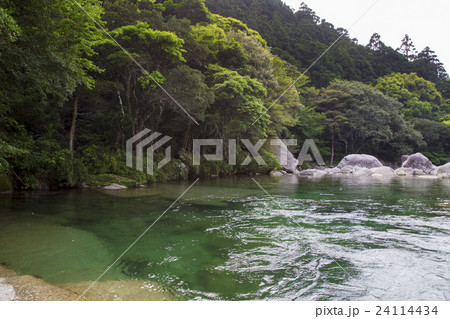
[0,176,449,300]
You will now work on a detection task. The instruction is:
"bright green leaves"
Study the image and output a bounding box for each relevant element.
[374,73,449,160]
[0,7,21,43]
[267,56,303,131]
[376,73,441,105]
[1,0,104,103]
[210,65,266,98]
[190,23,248,68]
[230,32,302,136]
[293,106,326,141]
[189,19,301,138]
[191,23,227,55]
[211,14,267,46]
[110,21,186,63]
[206,64,269,138]
[376,73,442,120]
[412,118,450,162]
[158,65,214,123]
[138,71,166,89]
[162,0,210,24]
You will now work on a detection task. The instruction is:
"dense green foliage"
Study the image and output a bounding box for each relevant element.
[376,73,443,120]
[315,81,424,163]
[0,0,448,190]
[205,0,448,87]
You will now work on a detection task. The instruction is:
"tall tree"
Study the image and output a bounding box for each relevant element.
[397,34,417,61]
[104,21,187,134]
[413,46,448,82]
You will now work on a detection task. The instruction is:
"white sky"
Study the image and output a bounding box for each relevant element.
[282,0,450,70]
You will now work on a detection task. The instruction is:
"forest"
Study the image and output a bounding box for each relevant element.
[0,0,449,191]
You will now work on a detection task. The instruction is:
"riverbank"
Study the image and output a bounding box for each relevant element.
[0,265,78,301]
[0,266,176,301]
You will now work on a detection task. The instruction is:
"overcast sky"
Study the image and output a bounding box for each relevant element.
[282,0,450,70]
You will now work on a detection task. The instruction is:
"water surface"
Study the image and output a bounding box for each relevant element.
[0,176,449,300]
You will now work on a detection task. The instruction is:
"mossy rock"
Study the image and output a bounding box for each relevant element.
[0,175,12,192]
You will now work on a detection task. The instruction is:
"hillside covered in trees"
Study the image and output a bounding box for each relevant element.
[206,0,449,87]
[0,0,449,191]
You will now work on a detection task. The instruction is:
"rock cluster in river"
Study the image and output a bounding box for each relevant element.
[294,153,450,179]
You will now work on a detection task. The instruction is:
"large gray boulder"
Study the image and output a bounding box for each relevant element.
[401,153,436,174]
[326,167,341,175]
[337,154,383,169]
[401,155,410,164]
[437,162,450,175]
[339,166,354,174]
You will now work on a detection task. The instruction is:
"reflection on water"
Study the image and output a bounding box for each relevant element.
[0,176,449,300]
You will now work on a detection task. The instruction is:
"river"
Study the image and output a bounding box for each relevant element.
[0,176,449,300]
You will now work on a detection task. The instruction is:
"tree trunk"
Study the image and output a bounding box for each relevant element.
[115,88,126,151]
[330,132,335,166]
[69,93,79,160]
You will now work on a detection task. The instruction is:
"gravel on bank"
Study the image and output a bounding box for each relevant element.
[0,266,176,301]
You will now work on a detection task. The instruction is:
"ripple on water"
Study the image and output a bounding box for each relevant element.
[0,177,449,300]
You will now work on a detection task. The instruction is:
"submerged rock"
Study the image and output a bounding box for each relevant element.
[337,154,383,169]
[401,153,436,174]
